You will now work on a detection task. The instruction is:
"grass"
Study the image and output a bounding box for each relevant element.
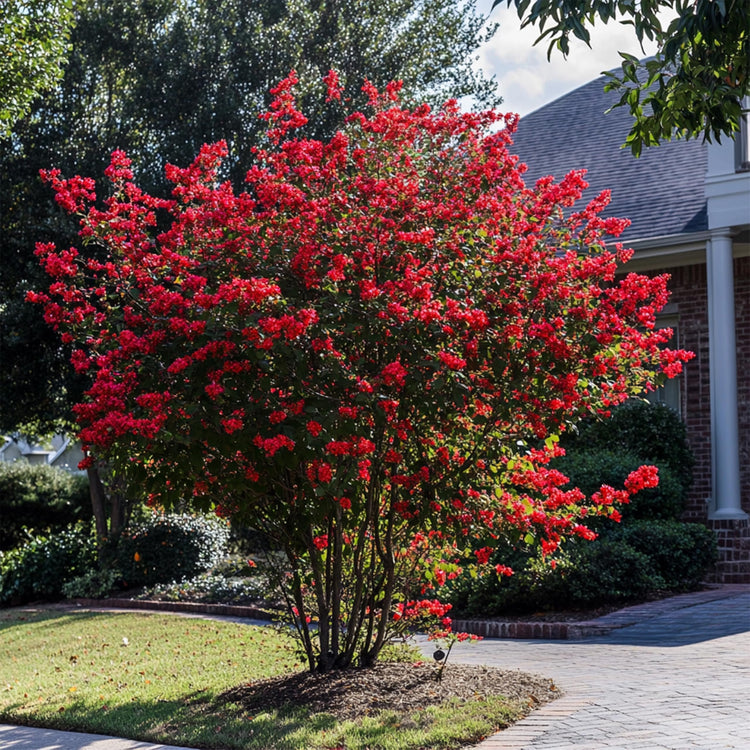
[0,609,529,750]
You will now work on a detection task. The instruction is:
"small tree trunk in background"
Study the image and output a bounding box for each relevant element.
[87,465,108,540]
[109,485,126,539]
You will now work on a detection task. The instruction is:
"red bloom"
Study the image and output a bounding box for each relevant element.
[624,465,659,493]
[381,361,407,387]
[306,420,323,437]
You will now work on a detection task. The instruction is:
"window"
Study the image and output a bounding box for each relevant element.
[645,313,681,415]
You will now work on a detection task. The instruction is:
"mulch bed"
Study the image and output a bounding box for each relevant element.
[218,661,559,722]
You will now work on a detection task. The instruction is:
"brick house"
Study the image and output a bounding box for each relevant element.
[509,74,750,582]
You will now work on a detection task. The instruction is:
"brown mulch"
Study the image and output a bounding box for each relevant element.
[218,661,559,722]
[484,604,621,622]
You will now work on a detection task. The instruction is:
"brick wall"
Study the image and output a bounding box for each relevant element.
[663,262,711,520]
[734,255,750,518]
[657,255,750,522]
[706,518,750,583]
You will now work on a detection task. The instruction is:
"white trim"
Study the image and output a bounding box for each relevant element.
[621,232,709,272]
[706,230,747,520]
[618,231,750,273]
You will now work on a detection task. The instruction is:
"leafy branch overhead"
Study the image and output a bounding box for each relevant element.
[499,0,749,155]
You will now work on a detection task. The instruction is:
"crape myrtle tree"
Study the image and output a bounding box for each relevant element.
[30,73,690,672]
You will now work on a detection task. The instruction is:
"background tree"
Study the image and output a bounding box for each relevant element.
[500,0,749,155]
[0,0,74,137]
[0,0,498,441]
[31,76,689,671]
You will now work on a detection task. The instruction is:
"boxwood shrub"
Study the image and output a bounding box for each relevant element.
[114,513,230,588]
[607,520,717,591]
[444,540,543,616]
[0,523,97,605]
[561,539,666,606]
[446,520,718,617]
[0,462,91,551]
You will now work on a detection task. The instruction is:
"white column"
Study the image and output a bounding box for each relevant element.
[707,230,747,519]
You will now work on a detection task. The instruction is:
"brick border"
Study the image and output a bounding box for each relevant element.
[450,619,611,639]
[71,584,750,640]
[73,597,276,621]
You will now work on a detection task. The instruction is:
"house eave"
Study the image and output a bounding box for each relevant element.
[624,231,710,271]
[623,230,750,272]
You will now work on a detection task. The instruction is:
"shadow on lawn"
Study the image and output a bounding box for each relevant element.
[1,692,343,750]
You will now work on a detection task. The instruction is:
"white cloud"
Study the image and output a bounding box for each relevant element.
[474,3,674,116]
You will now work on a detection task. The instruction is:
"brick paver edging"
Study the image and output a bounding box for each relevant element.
[450,619,611,639]
[73,583,750,640]
[452,583,750,639]
[73,597,277,621]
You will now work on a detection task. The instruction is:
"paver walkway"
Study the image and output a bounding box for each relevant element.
[1,586,748,749]
[443,585,750,750]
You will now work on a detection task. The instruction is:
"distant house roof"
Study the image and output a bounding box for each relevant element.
[508,72,708,243]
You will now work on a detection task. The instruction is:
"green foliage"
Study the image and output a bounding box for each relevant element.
[61,566,120,599]
[0,461,91,550]
[560,539,665,606]
[553,449,684,523]
[447,538,662,613]
[445,541,556,615]
[563,400,694,491]
[447,539,651,615]
[137,572,267,605]
[0,523,97,605]
[0,0,74,136]
[499,0,749,154]
[114,514,230,588]
[609,520,718,591]
[448,520,717,616]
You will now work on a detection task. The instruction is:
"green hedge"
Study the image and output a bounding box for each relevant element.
[0,513,232,604]
[446,521,717,616]
[553,449,685,523]
[114,514,230,588]
[0,462,91,551]
[608,520,717,591]
[0,523,97,605]
[562,400,694,491]
[560,539,666,606]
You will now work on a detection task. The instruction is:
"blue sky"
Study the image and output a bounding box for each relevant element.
[474,2,672,117]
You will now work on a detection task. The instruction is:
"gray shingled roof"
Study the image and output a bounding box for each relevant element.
[508,72,708,243]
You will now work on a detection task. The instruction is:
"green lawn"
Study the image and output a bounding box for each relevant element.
[0,609,530,750]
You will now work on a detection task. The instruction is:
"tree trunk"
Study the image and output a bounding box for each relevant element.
[109,485,125,539]
[87,465,108,540]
